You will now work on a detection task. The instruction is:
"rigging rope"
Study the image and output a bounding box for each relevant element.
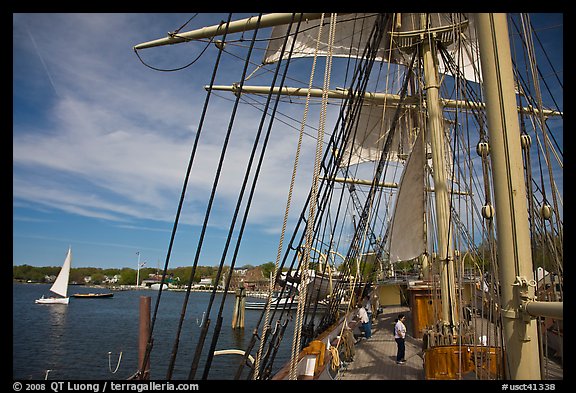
[236,14,301,379]
[133,13,236,382]
[315,13,392,331]
[249,13,309,380]
[187,12,298,380]
[186,14,264,381]
[133,36,213,72]
[198,9,292,377]
[288,12,333,380]
[158,14,235,380]
[252,14,392,377]
[302,13,377,332]
[328,345,340,372]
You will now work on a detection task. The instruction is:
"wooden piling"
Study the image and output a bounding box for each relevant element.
[232,282,246,329]
[138,295,151,379]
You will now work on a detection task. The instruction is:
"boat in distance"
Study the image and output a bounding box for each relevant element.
[71,292,114,298]
[35,247,72,305]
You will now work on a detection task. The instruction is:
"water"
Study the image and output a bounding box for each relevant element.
[13,283,291,380]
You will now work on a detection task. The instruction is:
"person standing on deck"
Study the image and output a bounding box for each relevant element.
[394,314,407,364]
[362,294,373,323]
[371,293,380,322]
[357,304,372,339]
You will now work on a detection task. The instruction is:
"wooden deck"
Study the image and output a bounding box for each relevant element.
[338,305,563,381]
[339,305,425,380]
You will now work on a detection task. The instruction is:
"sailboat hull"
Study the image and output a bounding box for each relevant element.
[35,296,69,304]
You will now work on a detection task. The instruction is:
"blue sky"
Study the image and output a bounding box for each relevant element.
[13,13,563,270]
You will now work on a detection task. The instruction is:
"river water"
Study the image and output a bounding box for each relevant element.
[13,283,291,380]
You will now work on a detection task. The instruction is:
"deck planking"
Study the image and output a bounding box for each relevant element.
[339,305,424,380]
[338,305,563,381]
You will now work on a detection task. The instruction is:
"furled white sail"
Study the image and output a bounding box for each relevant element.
[339,103,417,167]
[263,13,384,64]
[50,247,72,298]
[388,129,425,262]
[264,13,477,167]
[263,13,480,82]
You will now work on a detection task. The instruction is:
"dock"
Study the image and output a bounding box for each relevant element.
[338,305,563,380]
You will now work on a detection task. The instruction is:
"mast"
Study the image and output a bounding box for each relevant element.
[475,13,541,380]
[419,13,458,329]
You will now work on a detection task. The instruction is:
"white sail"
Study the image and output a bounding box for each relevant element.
[263,13,480,82]
[50,247,72,298]
[388,129,425,262]
[340,103,417,167]
[264,13,474,167]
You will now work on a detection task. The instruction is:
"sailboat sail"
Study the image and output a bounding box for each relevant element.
[35,247,72,305]
[50,247,72,298]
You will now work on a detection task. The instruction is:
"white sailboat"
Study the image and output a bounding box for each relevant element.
[35,247,72,305]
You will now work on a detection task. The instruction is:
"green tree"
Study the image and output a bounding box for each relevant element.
[13,265,45,282]
[91,272,106,285]
[260,262,276,278]
[120,268,137,285]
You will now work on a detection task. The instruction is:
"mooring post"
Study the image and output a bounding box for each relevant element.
[232,281,246,329]
[138,295,151,379]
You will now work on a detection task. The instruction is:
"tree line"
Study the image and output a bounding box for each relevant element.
[13,262,278,286]
[14,237,561,287]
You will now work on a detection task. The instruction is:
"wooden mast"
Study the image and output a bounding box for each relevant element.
[475,13,541,380]
[419,13,459,330]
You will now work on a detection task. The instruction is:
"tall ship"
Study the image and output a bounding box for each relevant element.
[131,13,562,380]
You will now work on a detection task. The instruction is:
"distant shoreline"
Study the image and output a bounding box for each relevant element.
[12,280,271,296]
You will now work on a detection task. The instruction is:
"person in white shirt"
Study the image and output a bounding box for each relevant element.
[357,305,372,339]
[394,314,407,364]
[362,294,373,322]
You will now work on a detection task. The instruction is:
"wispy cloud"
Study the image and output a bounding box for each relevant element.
[13,13,317,237]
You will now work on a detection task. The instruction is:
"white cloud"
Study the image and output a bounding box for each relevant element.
[13,13,324,236]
